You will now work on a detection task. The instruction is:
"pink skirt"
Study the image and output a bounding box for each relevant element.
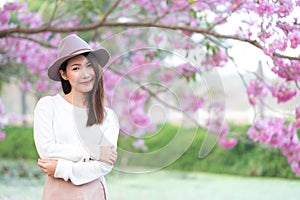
[42,176,107,200]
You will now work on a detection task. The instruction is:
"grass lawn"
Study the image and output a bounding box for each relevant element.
[1,169,300,200]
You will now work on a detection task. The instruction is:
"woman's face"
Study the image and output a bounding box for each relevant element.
[60,55,95,94]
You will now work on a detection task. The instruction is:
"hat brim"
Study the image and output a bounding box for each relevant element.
[48,48,110,81]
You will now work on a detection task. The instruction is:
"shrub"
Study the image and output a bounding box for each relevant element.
[0,126,38,160]
[0,125,296,178]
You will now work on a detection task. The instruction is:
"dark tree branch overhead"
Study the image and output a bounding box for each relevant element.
[0,21,299,61]
[8,35,56,48]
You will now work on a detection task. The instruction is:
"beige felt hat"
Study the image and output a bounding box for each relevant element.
[48,34,110,81]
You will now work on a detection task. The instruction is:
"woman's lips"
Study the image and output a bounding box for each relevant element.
[80,79,93,85]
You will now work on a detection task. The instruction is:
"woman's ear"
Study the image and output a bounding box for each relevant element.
[59,70,68,80]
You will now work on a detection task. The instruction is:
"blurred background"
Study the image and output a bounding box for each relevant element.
[1,0,300,199]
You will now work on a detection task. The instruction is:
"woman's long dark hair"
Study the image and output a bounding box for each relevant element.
[59,52,105,126]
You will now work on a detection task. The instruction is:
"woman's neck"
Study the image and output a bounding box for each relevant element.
[63,91,87,108]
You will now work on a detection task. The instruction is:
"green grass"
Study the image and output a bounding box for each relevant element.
[1,163,300,200]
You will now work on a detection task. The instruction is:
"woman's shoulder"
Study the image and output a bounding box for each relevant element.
[104,107,118,117]
[104,106,114,114]
[35,94,59,109]
[104,107,119,125]
[36,95,56,103]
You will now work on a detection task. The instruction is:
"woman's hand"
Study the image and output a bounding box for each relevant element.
[99,145,118,165]
[38,159,58,177]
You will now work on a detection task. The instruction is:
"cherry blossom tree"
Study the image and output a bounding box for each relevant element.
[1,0,300,175]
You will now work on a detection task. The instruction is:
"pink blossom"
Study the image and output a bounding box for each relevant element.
[182,93,205,112]
[135,0,155,11]
[17,12,42,27]
[132,139,148,151]
[147,50,155,57]
[0,131,5,141]
[247,118,285,147]
[248,117,300,176]
[270,83,297,103]
[291,162,300,176]
[181,30,193,36]
[171,0,189,11]
[218,138,238,149]
[35,80,48,91]
[296,105,300,118]
[173,38,194,49]
[130,110,150,127]
[0,10,10,23]
[272,59,297,81]
[246,80,268,105]
[289,32,300,49]
[124,89,147,111]
[101,30,114,40]
[159,70,175,83]
[295,105,300,128]
[295,118,300,129]
[176,63,198,78]
[230,0,243,11]
[0,98,7,141]
[192,1,210,10]
[130,51,146,66]
[104,70,122,91]
[3,2,23,11]
[275,0,293,17]
[50,82,61,96]
[0,98,5,116]
[161,15,179,25]
[276,39,288,51]
[206,119,229,138]
[202,50,228,69]
[19,81,32,92]
[276,22,292,36]
[255,0,275,17]
[154,35,163,45]
[213,15,227,25]
[263,44,275,56]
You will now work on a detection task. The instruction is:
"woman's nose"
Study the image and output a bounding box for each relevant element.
[81,66,91,77]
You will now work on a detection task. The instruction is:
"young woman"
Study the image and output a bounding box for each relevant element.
[33,34,119,200]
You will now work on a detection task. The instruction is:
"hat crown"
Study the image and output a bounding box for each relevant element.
[48,34,110,81]
[57,34,92,58]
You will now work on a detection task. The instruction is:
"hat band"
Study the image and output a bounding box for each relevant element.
[69,48,92,55]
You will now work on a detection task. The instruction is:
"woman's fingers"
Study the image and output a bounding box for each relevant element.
[37,159,57,177]
[37,159,48,174]
[38,159,45,168]
[99,145,118,165]
[110,152,118,164]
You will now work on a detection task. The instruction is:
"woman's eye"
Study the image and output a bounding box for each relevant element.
[72,67,80,71]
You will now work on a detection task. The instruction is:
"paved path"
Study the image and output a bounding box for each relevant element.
[1,170,300,200]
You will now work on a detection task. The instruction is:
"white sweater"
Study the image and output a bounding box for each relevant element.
[33,94,119,186]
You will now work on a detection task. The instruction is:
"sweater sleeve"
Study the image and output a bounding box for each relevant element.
[33,97,90,161]
[101,108,119,147]
[54,160,113,185]
[54,108,120,185]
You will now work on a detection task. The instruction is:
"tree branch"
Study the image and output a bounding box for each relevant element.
[99,0,122,25]
[8,35,56,48]
[0,22,299,61]
[44,0,60,27]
